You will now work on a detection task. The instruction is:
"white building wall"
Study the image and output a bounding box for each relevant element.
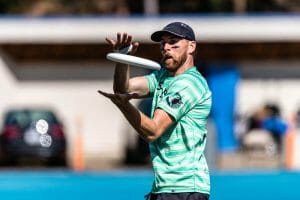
[238,79,300,118]
[0,54,144,168]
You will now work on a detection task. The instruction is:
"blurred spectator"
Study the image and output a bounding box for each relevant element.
[244,103,288,154]
[296,108,300,129]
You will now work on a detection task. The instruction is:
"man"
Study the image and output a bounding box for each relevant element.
[98,22,212,200]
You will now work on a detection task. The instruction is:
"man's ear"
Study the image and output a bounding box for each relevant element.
[188,41,196,55]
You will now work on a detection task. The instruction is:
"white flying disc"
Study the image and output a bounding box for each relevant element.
[106,53,161,70]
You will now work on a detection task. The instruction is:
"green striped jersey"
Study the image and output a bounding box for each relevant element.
[145,66,212,194]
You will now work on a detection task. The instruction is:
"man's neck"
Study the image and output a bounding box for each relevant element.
[173,57,194,76]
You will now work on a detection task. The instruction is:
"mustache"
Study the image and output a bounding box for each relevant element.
[160,54,174,67]
[161,53,173,61]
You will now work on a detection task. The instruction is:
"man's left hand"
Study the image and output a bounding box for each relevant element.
[98,90,139,106]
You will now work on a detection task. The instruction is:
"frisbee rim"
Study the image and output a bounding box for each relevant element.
[106,53,161,70]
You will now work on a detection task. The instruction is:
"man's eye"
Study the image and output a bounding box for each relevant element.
[168,40,178,45]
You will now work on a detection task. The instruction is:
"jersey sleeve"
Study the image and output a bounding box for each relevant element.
[157,79,202,121]
[145,71,159,97]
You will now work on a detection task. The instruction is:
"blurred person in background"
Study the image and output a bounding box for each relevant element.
[297,108,300,129]
[244,103,288,154]
[98,22,211,200]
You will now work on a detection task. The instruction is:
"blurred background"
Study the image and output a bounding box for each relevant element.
[0,0,300,199]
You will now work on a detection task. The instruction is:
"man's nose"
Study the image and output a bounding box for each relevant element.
[161,43,171,52]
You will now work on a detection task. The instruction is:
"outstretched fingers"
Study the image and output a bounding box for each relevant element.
[97,90,113,99]
[98,90,120,105]
[131,42,139,55]
[117,32,121,43]
[106,32,138,54]
[105,37,117,52]
[125,35,132,46]
[121,32,128,44]
[98,90,138,103]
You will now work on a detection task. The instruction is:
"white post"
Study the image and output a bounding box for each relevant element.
[144,0,159,15]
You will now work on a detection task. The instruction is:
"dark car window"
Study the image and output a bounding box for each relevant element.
[4,110,59,128]
[30,111,58,123]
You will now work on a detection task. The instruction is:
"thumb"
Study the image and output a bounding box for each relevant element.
[130,42,139,55]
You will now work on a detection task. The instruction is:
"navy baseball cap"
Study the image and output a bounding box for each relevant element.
[151,22,196,42]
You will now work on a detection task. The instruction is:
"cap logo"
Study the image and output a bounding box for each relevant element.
[180,23,188,28]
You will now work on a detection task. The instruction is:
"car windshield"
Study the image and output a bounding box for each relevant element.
[4,110,58,128]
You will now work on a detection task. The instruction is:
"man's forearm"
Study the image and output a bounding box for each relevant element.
[98,90,171,142]
[113,63,130,93]
[118,102,158,142]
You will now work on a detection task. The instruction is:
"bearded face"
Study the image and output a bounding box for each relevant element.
[161,51,188,72]
[160,36,190,72]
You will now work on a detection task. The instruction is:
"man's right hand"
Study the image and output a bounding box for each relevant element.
[105,32,139,55]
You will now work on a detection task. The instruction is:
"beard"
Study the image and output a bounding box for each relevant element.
[161,53,188,72]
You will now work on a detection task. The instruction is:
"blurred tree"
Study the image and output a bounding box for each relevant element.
[247,0,285,12]
[0,0,25,14]
[25,0,63,16]
[233,0,247,13]
[159,0,198,13]
[144,0,159,15]
[0,0,130,16]
[274,0,300,11]
[128,0,144,14]
[205,0,234,12]
[1,0,300,15]
[159,0,234,13]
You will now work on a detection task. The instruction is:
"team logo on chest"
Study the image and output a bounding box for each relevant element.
[166,92,183,108]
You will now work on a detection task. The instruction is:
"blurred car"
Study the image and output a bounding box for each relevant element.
[0,108,67,166]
